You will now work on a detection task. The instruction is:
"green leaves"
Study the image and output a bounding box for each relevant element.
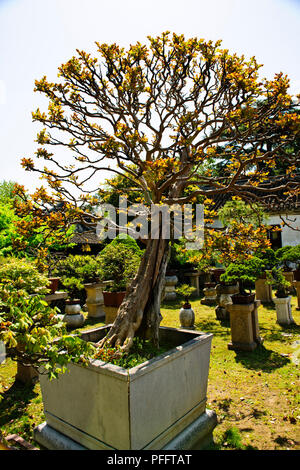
[0,285,94,379]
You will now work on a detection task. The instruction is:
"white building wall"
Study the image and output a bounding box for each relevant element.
[267,214,300,247]
[210,213,300,247]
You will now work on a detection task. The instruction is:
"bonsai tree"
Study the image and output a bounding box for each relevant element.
[0,285,93,379]
[53,254,101,303]
[266,268,290,298]
[0,258,50,295]
[277,245,300,272]
[220,257,266,297]
[97,241,142,293]
[15,32,300,351]
[176,284,196,306]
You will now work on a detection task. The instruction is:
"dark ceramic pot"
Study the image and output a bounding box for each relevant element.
[103,291,126,307]
[231,293,255,305]
[48,277,60,294]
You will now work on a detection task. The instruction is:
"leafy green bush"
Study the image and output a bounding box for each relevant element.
[277,245,300,270]
[97,242,142,292]
[175,284,196,302]
[108,234,143,255]
[266,268,290,298]
[255,248,277,270]
[0,285,94,379]
[220,257,266,295]
[53,255,101,300]
[0,258,49,295]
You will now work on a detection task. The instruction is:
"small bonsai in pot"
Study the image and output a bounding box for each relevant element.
[220,257,266,304]
[0,257,50,295]
[279,245,300,281]
[266,268,290,298]
[275,246,294,272]
[97,238,142,307]
[53,255,101,306]
[176,284,196,308]
[175,284,196,329]
[266,268,295,325]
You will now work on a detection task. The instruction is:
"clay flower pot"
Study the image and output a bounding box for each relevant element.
[103,291,126,307]
[48,277,60,294]
[231,293,255,305]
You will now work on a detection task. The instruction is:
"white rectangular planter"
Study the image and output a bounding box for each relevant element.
[273,296,294,325]
[37,326,214,450]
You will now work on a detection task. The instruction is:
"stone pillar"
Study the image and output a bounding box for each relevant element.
[201,285,217,306]
[183,272,200,296]
[215,284,239,320]
[293,281,300,311]
[163,275,178,301]
[105,306,119,325]
[255,278,273,303]
[16,362,39,385]
[226,301,262,352]
[273,296,295,325]
[63,301,85,328]
[84,282,105,319]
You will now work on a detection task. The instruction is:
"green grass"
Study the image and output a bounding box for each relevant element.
[0,291,299,450]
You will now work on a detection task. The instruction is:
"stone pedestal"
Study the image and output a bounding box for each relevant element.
[255,278,273,303]
[215,284,239,320]
[201,287,217,306]
[105,306,119,325]
[183,272,201,296]
[63,301,85,328]
[15,362,39,385]
[84,282,105,319]
[283,271,294,294]
[226,300,263,352]
[44,291,69,304]
[163,275,178,301]
[273,296,295,325]
[293,281,300,311]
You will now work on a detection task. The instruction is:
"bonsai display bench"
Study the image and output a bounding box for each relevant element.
[201,286,217,306]
[44,291,68,304]
[226,300,263,352]
[255,278,273,303]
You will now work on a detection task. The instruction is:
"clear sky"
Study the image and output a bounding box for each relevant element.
[0,0,299,192]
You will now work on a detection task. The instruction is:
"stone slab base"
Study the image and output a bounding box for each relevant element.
[34,409,217,451]
[228,341,257,352]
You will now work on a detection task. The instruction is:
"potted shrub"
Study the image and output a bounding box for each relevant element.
[175,284,196,329]
[0,258,52,383]
[220,257,266,304]
[0,283,93,384]
[280,245,300,281]
[97,240,142,308]
[266,268,295,325]
[54,254,101,303]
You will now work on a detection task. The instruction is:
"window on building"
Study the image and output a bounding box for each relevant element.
[267,224,282,250]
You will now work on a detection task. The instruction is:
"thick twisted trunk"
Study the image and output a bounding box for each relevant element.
[98,237,170,352]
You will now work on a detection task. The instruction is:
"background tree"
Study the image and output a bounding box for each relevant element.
[17,32,300,352]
